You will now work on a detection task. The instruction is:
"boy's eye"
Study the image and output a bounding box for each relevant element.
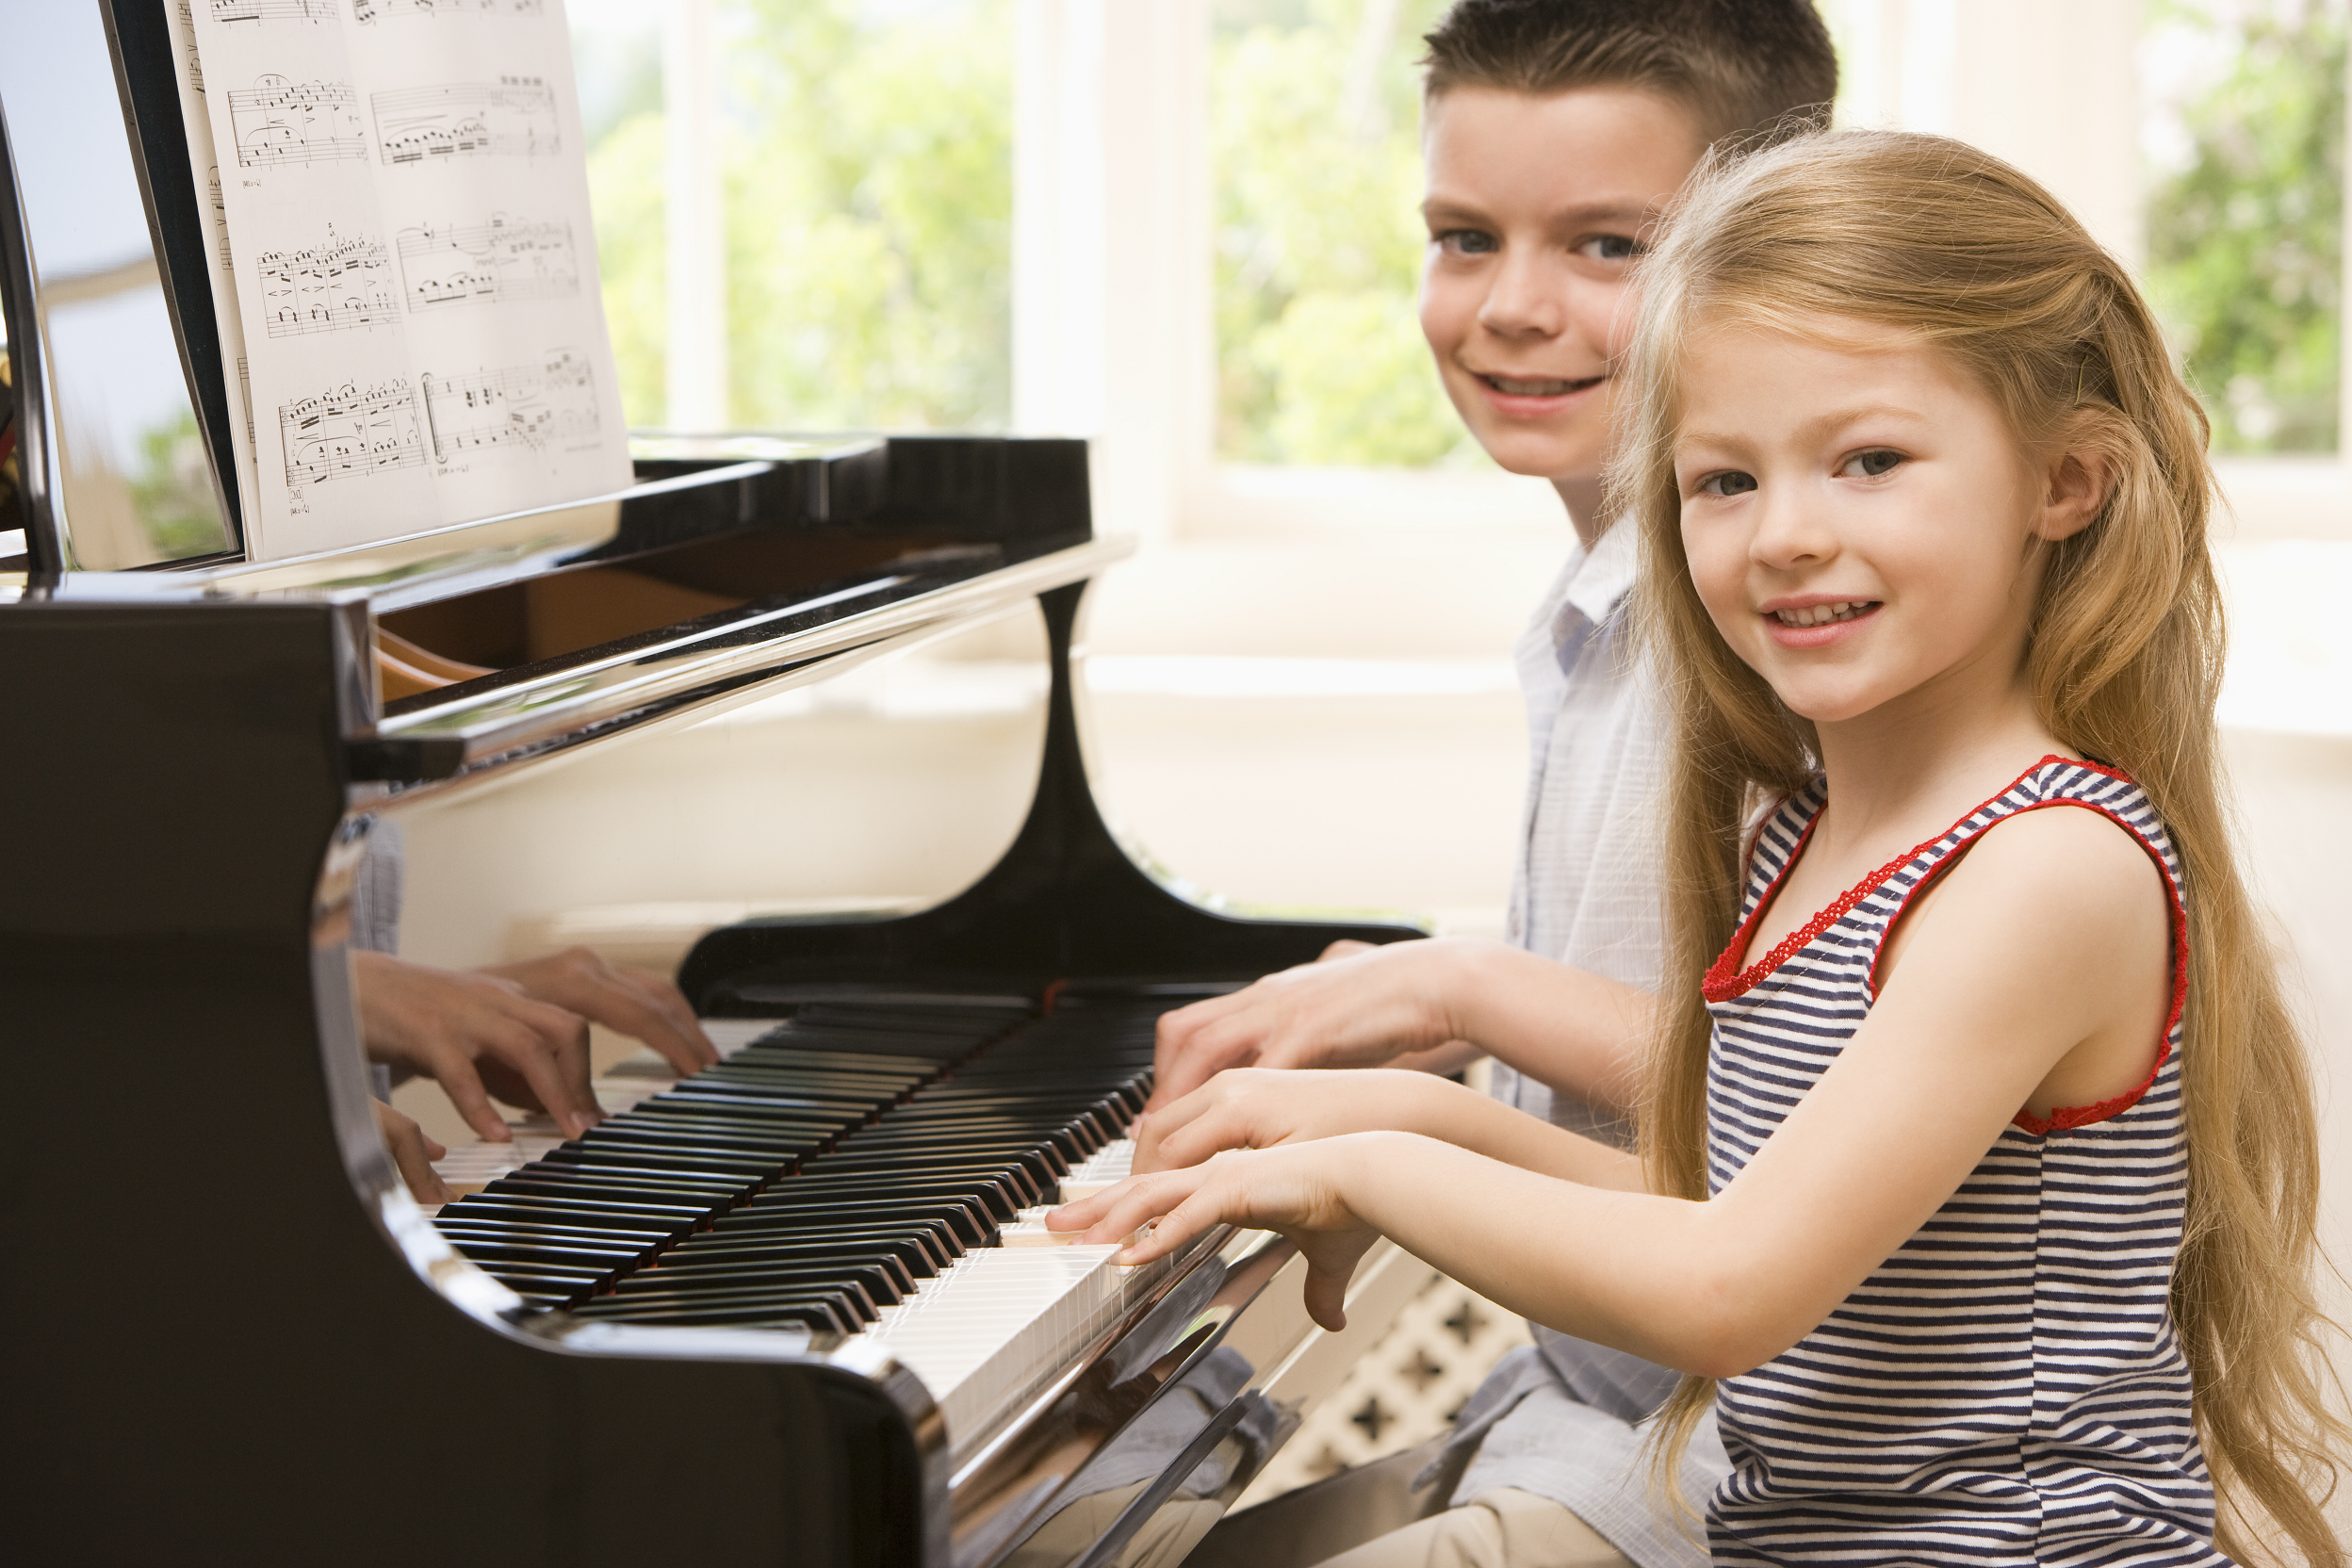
[1698,470,1758,498]
[1436,228,1498,256]
[1840,449,1904,478]
[1576,235,1642,263]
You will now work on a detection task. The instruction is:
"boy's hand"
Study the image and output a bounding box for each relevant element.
[354,951,601,1141]
[1149,939,1494,1109]
[1048,1138,1387,1331]
[481,947,719,1075]
[372,1098,452,1204]
[1135,1067,1463,1173]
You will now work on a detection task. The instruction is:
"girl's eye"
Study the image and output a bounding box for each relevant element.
[1841,449,1904,479]
[1437,228,1498,256]
[1698,470,1758,498]
[1576,234,1641,263]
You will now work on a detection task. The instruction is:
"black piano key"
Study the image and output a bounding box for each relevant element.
[567,1296,852,1334]
[713,1198,992,1249]
[647,1243,923,1293]
[607,1265,898,1315]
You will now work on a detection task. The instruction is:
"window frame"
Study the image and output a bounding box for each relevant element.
[1011,0,2352,557]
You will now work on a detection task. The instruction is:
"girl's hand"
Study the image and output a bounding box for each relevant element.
[1149,939,1489,1110]
[1049,1139,1387,1331]
[372,1098,452,1204]
[1135,1067,1466,1173]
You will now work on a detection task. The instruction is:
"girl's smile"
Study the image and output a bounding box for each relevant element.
[1673,318,2103,732]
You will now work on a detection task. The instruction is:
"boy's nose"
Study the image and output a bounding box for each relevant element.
[1478,253,1567,337]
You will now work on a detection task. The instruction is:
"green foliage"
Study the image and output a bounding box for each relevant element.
[127,409,230,560]
[587,112,670,425]
[1215,0,1478,466]
[587,0,1013,433]
[2144,0,2346,453]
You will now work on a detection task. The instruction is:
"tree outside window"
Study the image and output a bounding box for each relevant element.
[2143,0,2345,454]
[572,0,1013,433]
[1214,0,1473,469]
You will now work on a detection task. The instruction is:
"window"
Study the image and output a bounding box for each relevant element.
[1211,0,1468,469]
[567,0,1014,433]
[2142,0,2345,454]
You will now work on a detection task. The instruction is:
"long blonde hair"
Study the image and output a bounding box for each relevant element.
[1613,130,2347,1564]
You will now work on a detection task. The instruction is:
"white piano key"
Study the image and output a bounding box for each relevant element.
[845,1230,1176,1458]
[1056,1136,1135,1203]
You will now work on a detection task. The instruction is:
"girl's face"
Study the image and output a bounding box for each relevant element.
[1673,319,2087,730]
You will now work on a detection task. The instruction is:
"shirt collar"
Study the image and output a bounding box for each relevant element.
[1560,516,1640,633]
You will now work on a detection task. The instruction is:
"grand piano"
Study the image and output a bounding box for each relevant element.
[0,5,1432,1564]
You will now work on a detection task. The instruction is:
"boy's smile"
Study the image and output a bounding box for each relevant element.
[1419,86,1706,514]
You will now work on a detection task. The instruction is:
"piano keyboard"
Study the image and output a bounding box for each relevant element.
[427,992,1196,1455]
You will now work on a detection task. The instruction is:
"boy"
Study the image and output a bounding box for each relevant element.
[1159,5,1838,1565]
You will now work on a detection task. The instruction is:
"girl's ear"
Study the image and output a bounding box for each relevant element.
[2034,444,2114,543]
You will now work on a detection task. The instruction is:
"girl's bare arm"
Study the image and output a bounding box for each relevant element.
[1147,938,1658,1111]
[1065,807,2172,1372]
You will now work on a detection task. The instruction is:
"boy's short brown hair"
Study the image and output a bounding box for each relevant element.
[1422,0,1838,147]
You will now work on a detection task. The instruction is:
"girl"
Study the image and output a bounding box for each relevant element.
[1051,131,2346,1566]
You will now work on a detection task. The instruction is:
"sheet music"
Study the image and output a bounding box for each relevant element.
[181,0,628,559]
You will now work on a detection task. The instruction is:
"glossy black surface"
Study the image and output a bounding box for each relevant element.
[0,28,1420,1554]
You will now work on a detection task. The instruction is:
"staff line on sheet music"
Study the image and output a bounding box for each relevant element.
[356,0,546,20]
[228,75,368,169]
[210,0,339,24]
[396,215,580,313]
[279,378,425,488]
[254,225,398,338]
[421,350,599,464]
[373,80,560,166]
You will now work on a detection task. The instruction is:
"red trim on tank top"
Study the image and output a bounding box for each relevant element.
[1703,757,2068,1003]
[1701,756,2191,1135]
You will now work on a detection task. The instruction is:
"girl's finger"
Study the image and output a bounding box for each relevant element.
[1149,1101,1252,1171]
[1117,1184,1229,1265]
[1074,1169,1207,1247]
[1301,1265,1350,1332]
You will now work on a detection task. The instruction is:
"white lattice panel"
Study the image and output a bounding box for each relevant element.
[1237,1273,1531,1509]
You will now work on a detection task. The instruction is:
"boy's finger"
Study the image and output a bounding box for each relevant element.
[1151,995,1249,1106]
[436,1055,513,1143]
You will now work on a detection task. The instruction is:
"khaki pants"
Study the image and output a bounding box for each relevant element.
[1184,1438,1637,1568]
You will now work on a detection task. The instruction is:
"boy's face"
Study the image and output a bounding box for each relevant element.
[1420,86,1707,488]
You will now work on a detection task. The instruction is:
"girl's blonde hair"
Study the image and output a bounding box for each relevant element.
[1613,129,2347,1565]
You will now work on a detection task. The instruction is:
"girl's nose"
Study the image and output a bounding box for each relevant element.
[1749,487,1837,569]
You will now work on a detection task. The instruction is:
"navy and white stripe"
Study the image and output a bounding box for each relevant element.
[1701,758,2224,1567]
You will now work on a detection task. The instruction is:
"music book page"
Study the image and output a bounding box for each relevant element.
[177,0,629,562]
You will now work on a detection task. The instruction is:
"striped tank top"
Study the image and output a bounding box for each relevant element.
[1701,757,2225,1567]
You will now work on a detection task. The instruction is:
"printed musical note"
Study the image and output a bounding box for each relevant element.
[395,214,578,314]
[354,0,543,21]
[280,378,425,486]
[178,1,207,91]
[207,167,235,270]
[254,225,397,337]
[421,350,599,462]
[229,76,368,168]
[372,78,559,166]
[210,0,339,22]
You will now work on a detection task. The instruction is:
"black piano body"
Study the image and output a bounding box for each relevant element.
[0,10,1431,1560]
